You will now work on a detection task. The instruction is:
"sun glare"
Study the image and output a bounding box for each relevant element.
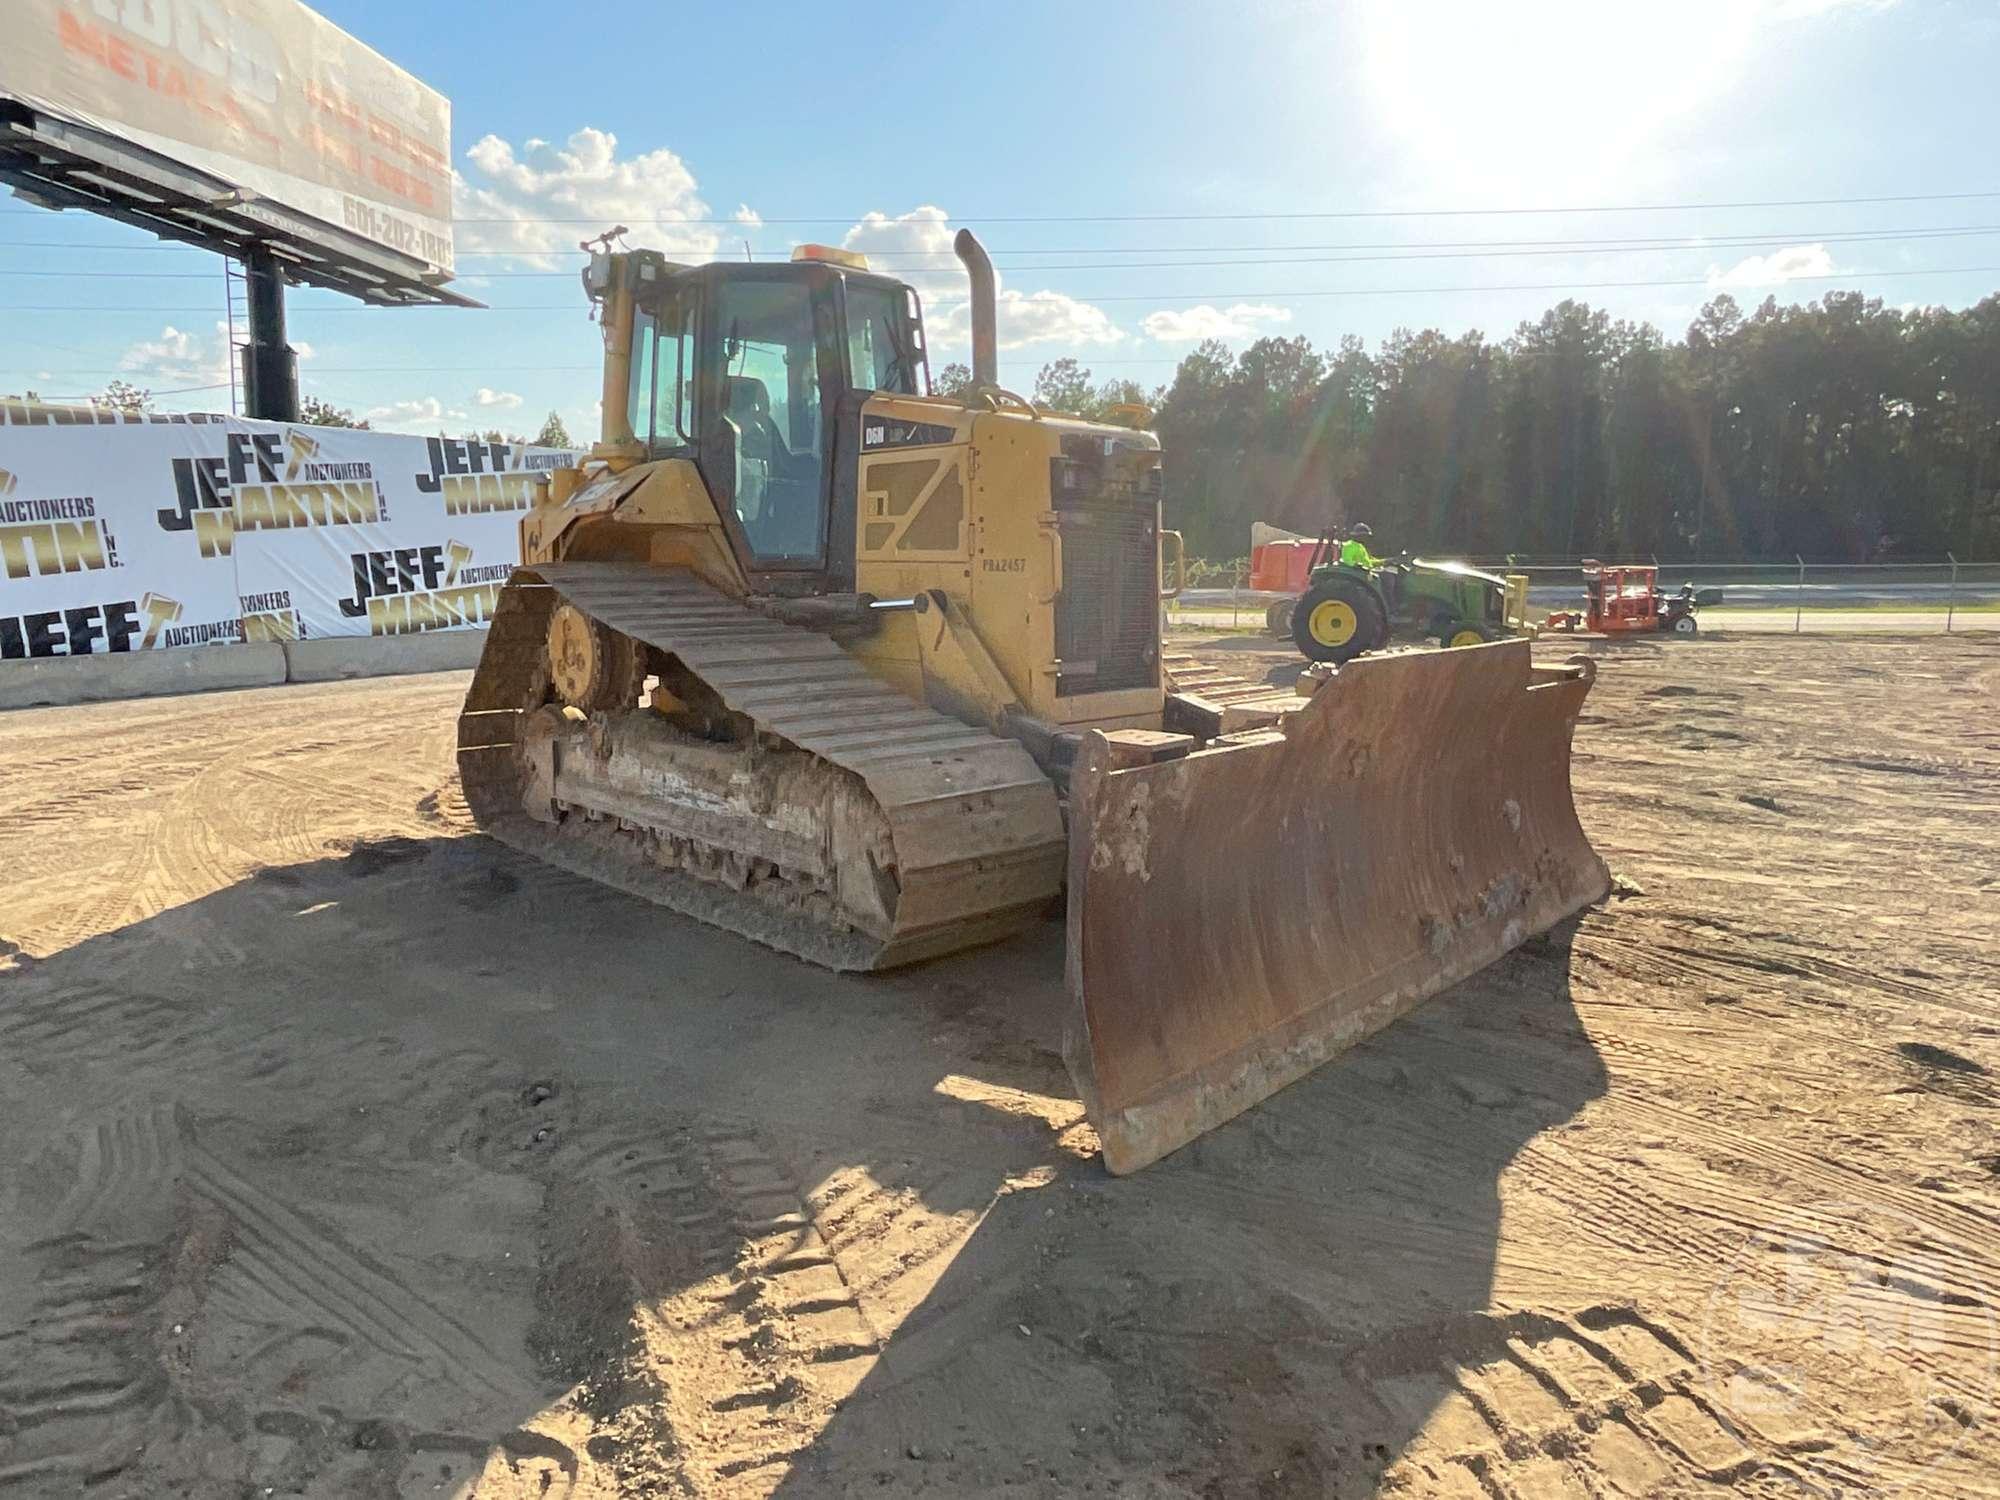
[1357,0,1760,195]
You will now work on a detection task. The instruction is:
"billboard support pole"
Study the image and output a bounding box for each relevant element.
[243,248,299,424]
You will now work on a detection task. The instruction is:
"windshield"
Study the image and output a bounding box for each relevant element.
[846,281,924,395]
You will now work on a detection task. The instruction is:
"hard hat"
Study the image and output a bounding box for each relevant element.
[1351,522,1373,537]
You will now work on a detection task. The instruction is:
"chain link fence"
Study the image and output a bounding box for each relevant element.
[1167,559,2000,634]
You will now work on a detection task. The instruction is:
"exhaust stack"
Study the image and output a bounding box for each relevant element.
[954,229,998,387]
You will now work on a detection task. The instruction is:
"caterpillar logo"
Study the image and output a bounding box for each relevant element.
[415,437,564,516]
[336,541,514,635]
[160,431,386,557]
[0,492,115,581]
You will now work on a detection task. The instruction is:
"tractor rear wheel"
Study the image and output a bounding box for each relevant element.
[1293,579,1386,663]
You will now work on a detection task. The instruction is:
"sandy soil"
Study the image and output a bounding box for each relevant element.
[1,633,1997,1498]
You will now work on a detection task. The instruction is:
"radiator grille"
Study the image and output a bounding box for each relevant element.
[1056,511,1158,697]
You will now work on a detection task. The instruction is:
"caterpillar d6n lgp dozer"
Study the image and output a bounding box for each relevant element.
[458,229,1611,1173]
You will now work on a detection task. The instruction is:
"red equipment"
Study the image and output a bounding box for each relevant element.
[1544,562,1687,634]
[1248,537,1318,594]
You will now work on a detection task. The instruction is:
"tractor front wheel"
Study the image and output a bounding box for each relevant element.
[1293,580,1386,663]
[1672,614,1699,635]
[1441,620,1500,649]
[1265,598,1297,638]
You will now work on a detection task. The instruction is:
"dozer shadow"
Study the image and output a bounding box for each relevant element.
[0,829,1604,1496]
[773,915,1611,1496]
[0,830,1067,1495]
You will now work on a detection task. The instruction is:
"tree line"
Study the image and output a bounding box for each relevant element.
[954,289,2000,563]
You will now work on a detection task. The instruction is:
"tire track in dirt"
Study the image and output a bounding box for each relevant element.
[522,1119,888,1496]
[183,1141,519,1400]
[1510,1085,2000,1425]
[48,1104,184,1238]
[0,685,461,957]
[126,720,363,930]
[6,817,166,960]
[806,1160,991,1319]
[0,1105,224,1494]
[3,1100,566,1493]
[1351,1303,1820,1497]
[0,982,202,1069]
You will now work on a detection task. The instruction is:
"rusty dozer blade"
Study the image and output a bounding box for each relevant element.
[1064,640,1610,1174]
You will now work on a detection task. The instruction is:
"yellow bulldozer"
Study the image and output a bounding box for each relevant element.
[457,228,1610,1173]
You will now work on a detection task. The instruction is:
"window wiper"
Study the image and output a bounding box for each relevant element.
[879,317,913,392]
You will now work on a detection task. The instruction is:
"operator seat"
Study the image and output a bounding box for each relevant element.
[725,376,779,526]
[724,373,821,559]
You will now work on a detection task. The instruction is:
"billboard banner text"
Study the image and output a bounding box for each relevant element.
[0,0,453,270]
[0,414,575,659]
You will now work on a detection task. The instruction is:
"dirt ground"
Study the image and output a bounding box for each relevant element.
[1,631,1997,1498]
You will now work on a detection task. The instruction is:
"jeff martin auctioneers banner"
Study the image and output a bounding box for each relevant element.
[0,0,454,271]
[0,408,577,660]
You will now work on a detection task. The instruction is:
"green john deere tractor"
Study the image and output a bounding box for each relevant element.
[1286,540,1522,664]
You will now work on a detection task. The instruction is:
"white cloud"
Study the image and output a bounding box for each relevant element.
[118,322,233,388]
[1708,243,1836,289]
[991,289,1125,349]
[1142,304,1294,343]
[114,323,312,391]
[841,205,959,294]
[840,206,1123,352]
[474,387,524,410]
[455,126,722,266]
[733,204,763,229]
[363,396,472,433]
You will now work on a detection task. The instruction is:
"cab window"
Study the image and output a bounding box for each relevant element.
[651,293,695,448]
[846,282,924,395]
[630,293,694,452]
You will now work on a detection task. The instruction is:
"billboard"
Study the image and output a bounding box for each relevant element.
[0,414,578,658]
[0,0,453,272]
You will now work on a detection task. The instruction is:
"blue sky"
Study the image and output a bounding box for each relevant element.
[5,0,1997,433]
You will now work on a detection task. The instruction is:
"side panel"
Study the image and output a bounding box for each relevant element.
[1064,641,1611,1174]
[965,411,1062,718]
[847,398,1169,733]
[848,395,979,706]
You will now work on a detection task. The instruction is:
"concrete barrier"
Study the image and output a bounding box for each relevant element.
[282,631,487,683]
[0,643,288,710]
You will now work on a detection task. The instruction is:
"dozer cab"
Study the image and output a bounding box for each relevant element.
[457,228,1611,1173]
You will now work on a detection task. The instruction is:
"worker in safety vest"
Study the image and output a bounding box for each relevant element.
[1338,522,1381,570]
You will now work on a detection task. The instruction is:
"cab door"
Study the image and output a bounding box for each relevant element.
[693,266,844,590]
